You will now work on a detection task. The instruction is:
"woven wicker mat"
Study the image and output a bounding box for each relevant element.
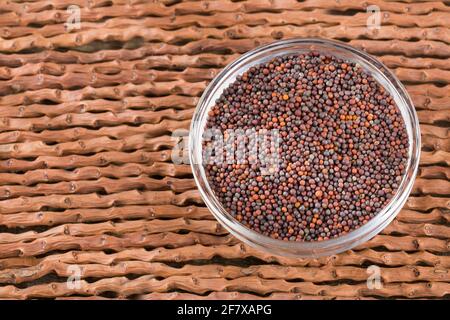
[0,0,448,300]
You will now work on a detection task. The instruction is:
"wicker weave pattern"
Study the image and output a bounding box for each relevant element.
[0,0,449,299]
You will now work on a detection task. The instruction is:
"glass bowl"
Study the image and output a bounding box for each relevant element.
[189,38,420,258]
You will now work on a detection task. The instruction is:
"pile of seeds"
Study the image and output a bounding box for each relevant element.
[203,52,409,241]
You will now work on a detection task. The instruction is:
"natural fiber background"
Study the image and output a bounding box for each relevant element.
[0,0,449,299]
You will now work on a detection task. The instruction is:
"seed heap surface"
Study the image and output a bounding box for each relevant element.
[203,52,409,241]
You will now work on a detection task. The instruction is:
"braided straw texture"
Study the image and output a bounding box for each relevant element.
[0,0,449,300]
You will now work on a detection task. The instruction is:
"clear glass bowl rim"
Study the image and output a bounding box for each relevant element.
[189,38,421,257]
